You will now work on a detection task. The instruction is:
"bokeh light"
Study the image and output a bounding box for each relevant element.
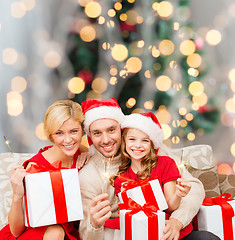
[92,78,107,93]
[231,142,235,157]
[206,29,222,46]
[44,51,61,68]
[179,40,196,56]
[218,163,232,174]
[188,81,204,96]
[21,0,36,11]
[144,100,154,110]
[11,2,26,18]
[186,53,202,68]
[228,68,235,81]
[11,76,27,93]
[155,75,172,91]
[187,132,195,141]
[225,98,235,113]
[35,123,47,140]
[85,2,101,18]
[68,77,85,94]
[80,25,96,42]
[156,106,171,124]
[192,92,208,106]
[2,48,18,65]
[125,57,142,73]
[157,1,173,18]
[111,44,128,61]
[161,124,172,140]
[7,91,23,116]
[126,98,136,108]
[159,40,174,55]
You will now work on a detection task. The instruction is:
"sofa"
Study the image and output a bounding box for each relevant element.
[0,144,235,230]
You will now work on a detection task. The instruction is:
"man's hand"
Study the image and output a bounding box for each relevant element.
[161,218,183,240]
[89,193,112,229]
[175,178,191,197]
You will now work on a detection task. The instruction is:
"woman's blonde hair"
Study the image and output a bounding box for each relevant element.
[110,128,158,185]
[44,100,84,143]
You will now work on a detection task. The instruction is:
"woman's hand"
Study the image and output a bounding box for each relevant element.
[76,152,90,169]
[175,178,191,197]
[10,165,27,200]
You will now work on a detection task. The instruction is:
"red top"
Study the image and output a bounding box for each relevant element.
[0,146,81,240]
[107,155,193,239]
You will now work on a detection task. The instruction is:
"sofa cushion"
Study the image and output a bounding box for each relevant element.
[218,174,235,198]
[0,152,34,229]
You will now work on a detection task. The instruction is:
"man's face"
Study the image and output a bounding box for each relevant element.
[89,118,122,158]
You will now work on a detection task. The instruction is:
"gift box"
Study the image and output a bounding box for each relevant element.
[24,168,84,227]
[196,194,235,240]
[119,198,165,240]
[118,178,168,210]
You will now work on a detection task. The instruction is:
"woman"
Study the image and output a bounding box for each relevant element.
[0,100,88,240]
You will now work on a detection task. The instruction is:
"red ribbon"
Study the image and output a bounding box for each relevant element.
[119,198,159,240]
[25,161,69,226]
[202,193,234,240]
[118,176,160,209]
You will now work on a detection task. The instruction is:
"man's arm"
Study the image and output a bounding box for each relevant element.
[169,168,205,227]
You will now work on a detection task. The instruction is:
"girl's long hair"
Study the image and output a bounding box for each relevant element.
[110,128,158,185]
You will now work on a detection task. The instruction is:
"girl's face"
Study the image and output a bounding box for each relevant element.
[51,118,83,157]
[125,128,151,162]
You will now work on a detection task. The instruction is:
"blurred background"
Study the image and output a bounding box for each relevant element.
[0,0,234,174]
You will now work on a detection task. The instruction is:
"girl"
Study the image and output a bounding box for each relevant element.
[0,100,89,240]
[112,112,193,239]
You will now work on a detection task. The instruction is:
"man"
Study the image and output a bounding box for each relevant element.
[78,98,220,240]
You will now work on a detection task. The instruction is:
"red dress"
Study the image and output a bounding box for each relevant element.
[113,155,193,239]
[0,146,80,240]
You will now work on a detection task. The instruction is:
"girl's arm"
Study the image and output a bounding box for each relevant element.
[8,165,27,237]
[164,179,191,213]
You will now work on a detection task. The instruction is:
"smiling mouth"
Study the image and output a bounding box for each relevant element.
[63,143,75,149]
[102,143,115,152]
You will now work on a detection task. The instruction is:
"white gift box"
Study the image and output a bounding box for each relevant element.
[118,179,168,210]
[24,169,83,227]
[197,199,235,240]
[120,209,165,240]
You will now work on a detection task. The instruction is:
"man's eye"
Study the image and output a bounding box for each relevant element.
[71,130,78,133]
[93,132,100,136]
[109,128,115,133]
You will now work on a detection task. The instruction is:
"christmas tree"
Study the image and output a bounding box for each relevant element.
[66,0,220,146]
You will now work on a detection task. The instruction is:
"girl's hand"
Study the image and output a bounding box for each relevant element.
[175,178,191,197]
[76,152,90,169]
[10,165,28,200]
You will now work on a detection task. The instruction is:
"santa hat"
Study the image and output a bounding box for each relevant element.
[121,112,164,150]
[81,98,125,136]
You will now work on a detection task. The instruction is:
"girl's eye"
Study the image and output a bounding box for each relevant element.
[143,139,150,143]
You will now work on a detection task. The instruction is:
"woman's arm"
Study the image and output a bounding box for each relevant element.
[8,165,27,237]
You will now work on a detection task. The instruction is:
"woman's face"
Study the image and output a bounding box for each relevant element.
[51,118,83,157]
[124,128,151,162]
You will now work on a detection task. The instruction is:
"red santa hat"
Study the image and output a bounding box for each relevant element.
[121,112,164,150]
[81,98,125,136]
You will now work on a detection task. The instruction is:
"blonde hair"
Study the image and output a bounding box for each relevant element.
[110,128,158,185]
[44,100,84,143]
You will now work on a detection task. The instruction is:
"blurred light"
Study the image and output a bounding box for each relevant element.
[14,53,28,70]
[98,16,105,24]
[180,119,187,127]
[155,75,172,91]
[21,0,36,11]
[159,40,174,55]
[172,136,180,144]
[173,83,182,91]
[228,3,235,17]
[188,81,204,96]
[153,63,161,71]
[125,57,142,73]
[174,22,180,30]
[152,2,160,11]
[179,107,187,115]
[119,69,128,78]
[230,143,235,157]
[144,101,154,110]
[110,65,118,76]
[108,9,116,17]
[188,68,199,77]
[185,113,193,121]
[128,0,135,3]
[120,13,127,21]
[68,92,75,99]
[132,108,144,113]
[137,16,143,24]
[3,48,18,65]
[114,2,122,11]
[11,2,26,18]
[179,40,196,56]
[137,40,145,48]
[35,123,47,140]
[228,68,235,81]
[156,107,171,124]
[225,98,235,113]
[186,53,202,68]
[231,82,235,92]
[213,14,228,29]
[80,25,96,42]
[161,124,172,140]
[68,77,85,94]
[187,133,195,141]
[102,42,111,50]
[218,163,232,174]
[145,70,151,78]
[172,120,180,127]
[77,0,92,7]
[126,98,136,108]
[220,113,234,127]
[86,90,101,100]
[157,1,173,18]
[111,44,128,61]
[126,10,139,25]
[92,77,107,93]
[206,29,222,46]
[109,77,117,85]
[85,2,101,18]
[192,93,208,106]
[197,128,204,136]
[11,76,27,93]
[7,91,23,116]
[169,60,177,69]
[192,103,200,111]
[44,51,61,68]
[152,47,160,58]
[107,20,115,28]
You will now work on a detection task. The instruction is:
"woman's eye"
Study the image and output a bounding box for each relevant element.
[55,132,63,135]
